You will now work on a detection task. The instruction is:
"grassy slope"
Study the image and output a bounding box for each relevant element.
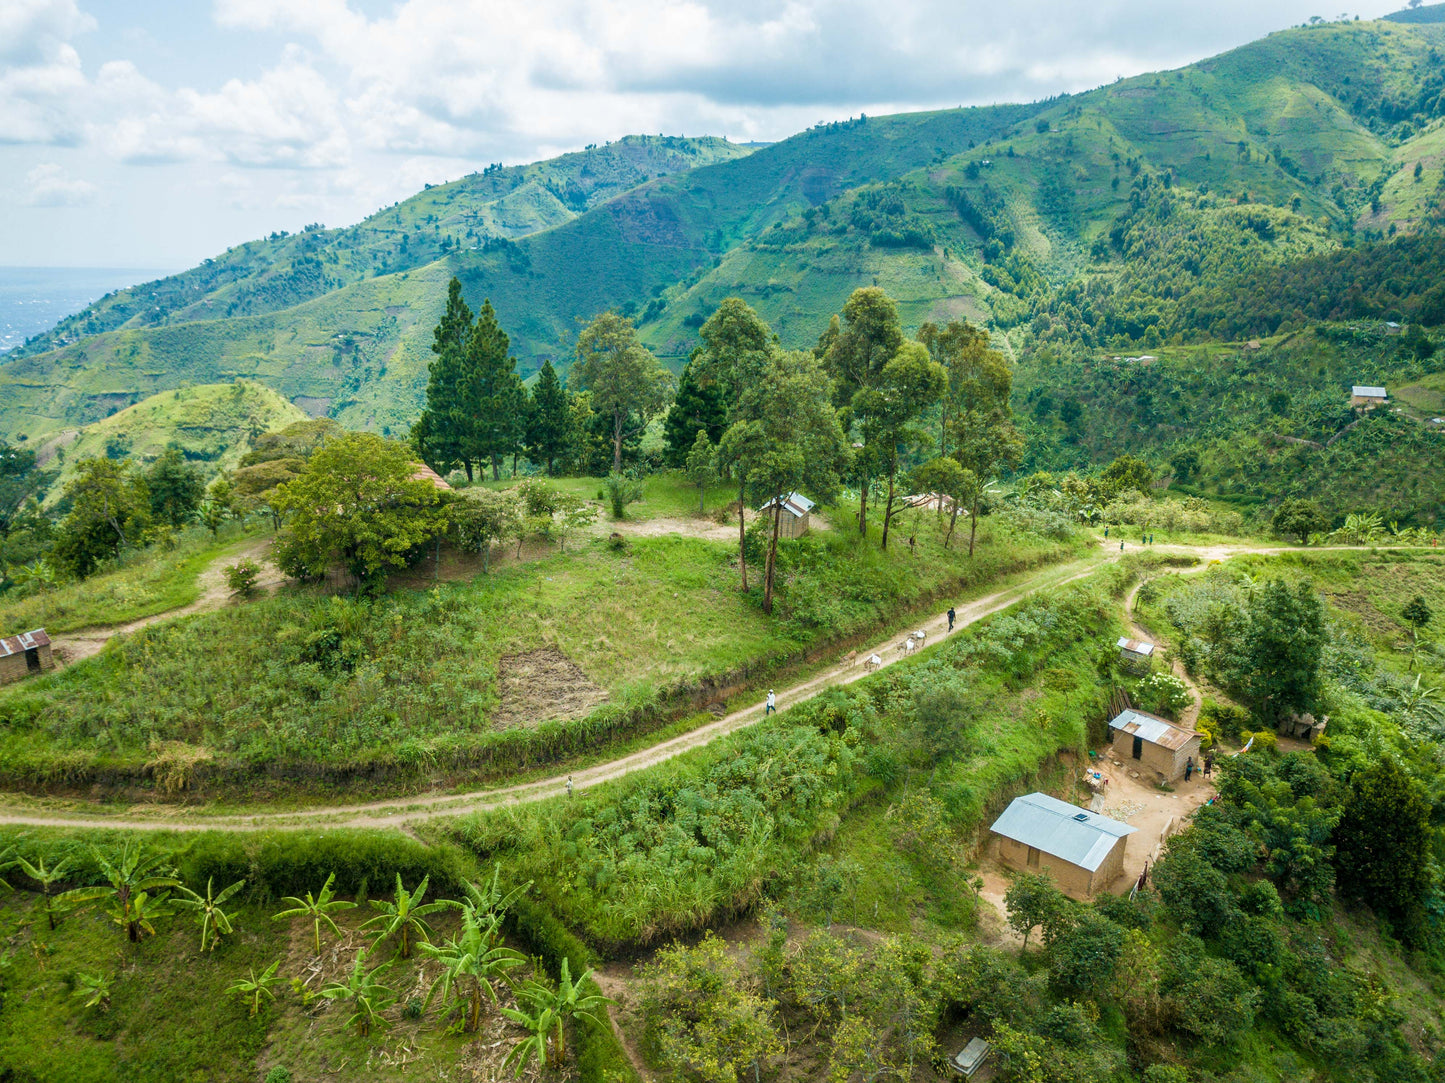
[0,523,260,634]
[0,510,1081,791]
[42,382,307,499]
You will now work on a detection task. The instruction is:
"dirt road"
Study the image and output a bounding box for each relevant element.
[1,540,1430,835]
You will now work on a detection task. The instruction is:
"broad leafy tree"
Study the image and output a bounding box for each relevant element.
[271,433,450,591]
[9,853,79,930]
[51,458,152,578]
[726,349,850,613]
[1334,757,1433,932]
[951,409,1023,557]
[851,341,946,549]
[1239,578,1326,721]
[820,287,906,536]
[909,457,980,549]
[918,319,1011,457]
[144,447,205,527]
[1272,498,1329,545]
[1004,872,1065,956]
[571,311,674,475]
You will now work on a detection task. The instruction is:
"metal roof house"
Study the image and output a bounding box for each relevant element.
[1116,636,1155,665]
[759,491,815,539]
[1109,708,1201,782]
[1351,385,1388,408]
[0,628,54,685]
[990,792,1137,897]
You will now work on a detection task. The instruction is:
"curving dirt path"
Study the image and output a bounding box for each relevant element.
[2,540,1435,835]
[52,537,284,664]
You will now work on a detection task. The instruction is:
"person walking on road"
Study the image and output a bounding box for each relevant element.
[565,775,574,798]
[947,606,956,632]
[765,690,776,715]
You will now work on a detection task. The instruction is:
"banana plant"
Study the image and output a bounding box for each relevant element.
[272,872,356,956]
[72,972,112,1011]
[60,842,180,943]
[420,907,525,1032]
[12,854,80,930]
[175,876,245,952]
[320,948,396,1037]
[508,957,612,1069]
[229,960,283,1018]
[361,874,453,959]
[501,1000,557,1075]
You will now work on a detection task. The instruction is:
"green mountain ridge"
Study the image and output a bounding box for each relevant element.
[4,18,1445,451]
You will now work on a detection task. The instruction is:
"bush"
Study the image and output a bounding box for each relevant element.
[264,1069,293,1083]
[1199,699,1252,741]
[605,473,644,519]
[223,558,262,598]
[1134,672,1193,718]
[1246,729,1278,752]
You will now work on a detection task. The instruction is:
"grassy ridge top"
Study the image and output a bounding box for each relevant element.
[38,382,307,502]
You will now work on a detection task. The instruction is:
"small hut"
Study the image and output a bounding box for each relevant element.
[1108,708,1201,781]
[990,792,1137,898]
[759,491,815,539]
[0,629,54,685]
[1116,636,1155,666]
[1351,385,1388,408]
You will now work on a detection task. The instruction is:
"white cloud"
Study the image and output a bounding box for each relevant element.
[23,160,97,205]
[0,0,93,145]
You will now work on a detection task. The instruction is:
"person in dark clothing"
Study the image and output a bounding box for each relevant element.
[1203,752,1214,778]
[1184,756,1195,782]
[947,607,956,631]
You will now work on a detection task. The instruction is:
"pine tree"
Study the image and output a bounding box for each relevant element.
[527,360,572,476]
[413,277,474,480]
[466,301,528,480]
[663,358,726,467]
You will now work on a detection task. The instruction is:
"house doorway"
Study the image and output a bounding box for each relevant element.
[1132,735,1143,760]
[24,648,40,674]
[1026,846,1040,868]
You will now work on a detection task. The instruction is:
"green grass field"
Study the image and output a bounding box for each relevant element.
[0,522,260,635]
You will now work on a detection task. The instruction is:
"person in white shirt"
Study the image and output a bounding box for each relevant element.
[765,690,776,715]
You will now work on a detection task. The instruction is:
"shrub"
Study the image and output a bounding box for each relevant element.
[605,473,644,519]
[1199,699,1252,741]
[264,1069,293,1083]
[223,558,262,598]
[1134,672,1193,718]
[1246,729,1278,752]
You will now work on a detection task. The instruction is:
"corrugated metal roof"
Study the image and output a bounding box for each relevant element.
[989,792,1136,872]
[1116,636,1155,656]
[0,628,50,658]
[1352,385,1387,398]
[760,491,815,517]
[410,464,452,491]
[1109,708,1196,751]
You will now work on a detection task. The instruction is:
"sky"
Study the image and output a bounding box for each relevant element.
[0,0,1411,270]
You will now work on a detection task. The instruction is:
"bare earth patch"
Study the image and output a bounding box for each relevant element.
[495,647,608,729]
